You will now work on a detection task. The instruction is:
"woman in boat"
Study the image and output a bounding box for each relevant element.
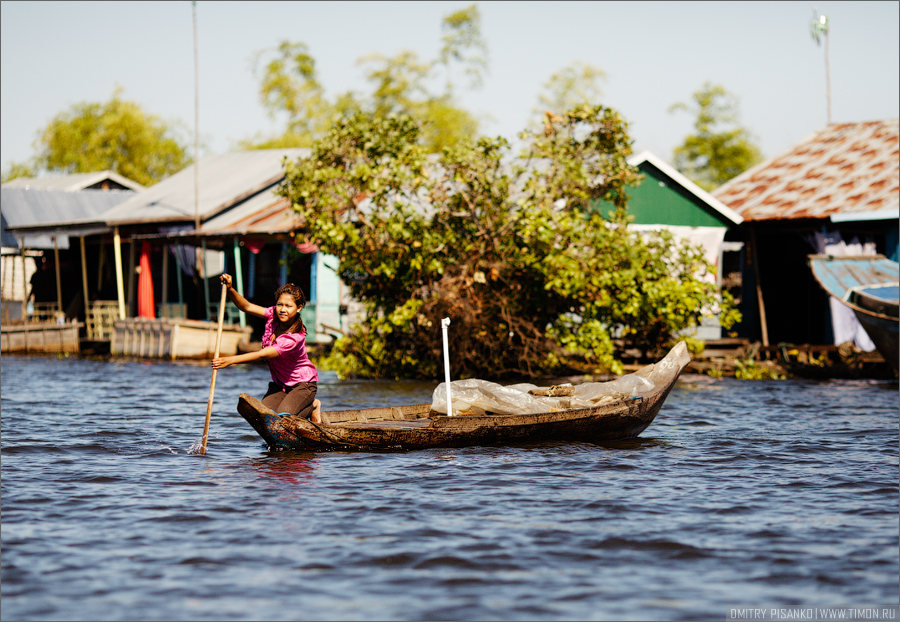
[211,274,321,423]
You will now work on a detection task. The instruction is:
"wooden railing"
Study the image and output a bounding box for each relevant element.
[159,303,188,319]
[86,301,119,340]
[29,303,62,323]
[207,301,242,324]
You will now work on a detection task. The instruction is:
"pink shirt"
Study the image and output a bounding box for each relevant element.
[262,307,318,386]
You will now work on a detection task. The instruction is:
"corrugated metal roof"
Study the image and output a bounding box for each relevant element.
[101,149,309,226]
[1,187,133,249]
[3,170,145,192]
[713,120,899,221]
[1,213,19,247]
[1,187,130,228]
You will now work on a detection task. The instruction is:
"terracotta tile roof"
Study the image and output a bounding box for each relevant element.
[712,120,899,221]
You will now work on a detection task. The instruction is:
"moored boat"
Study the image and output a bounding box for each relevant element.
[809,254,899,373]
[236,341,692,451]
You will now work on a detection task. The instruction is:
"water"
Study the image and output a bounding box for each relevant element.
[1,355,897,621]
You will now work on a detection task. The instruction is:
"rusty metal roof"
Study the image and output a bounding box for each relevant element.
[712,120,899,222]
[201,194,299,236]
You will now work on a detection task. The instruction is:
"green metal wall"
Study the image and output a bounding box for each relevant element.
[596,161,733,228]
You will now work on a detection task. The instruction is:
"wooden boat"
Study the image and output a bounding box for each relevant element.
[809,254,899,373]
[236,342,691,451]
[112,317,252,360]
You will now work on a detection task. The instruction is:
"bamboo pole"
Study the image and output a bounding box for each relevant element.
[127,239,135,318]
[19,238,27,322]
[53,236,62,318]
[200,283,227,455]
[161,245,169,309]
[113,227,126,320]
[749,228,769,347]
[80,237,89,321]
[233,238,245,328]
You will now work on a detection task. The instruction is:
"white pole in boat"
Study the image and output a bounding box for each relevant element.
[441,317,453,416]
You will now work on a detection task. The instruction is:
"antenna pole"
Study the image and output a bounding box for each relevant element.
[193,1,200,231]
[824,22,831,124]
[810,9,831,125]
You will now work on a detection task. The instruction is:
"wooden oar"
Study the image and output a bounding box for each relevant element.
[200,283,228,455]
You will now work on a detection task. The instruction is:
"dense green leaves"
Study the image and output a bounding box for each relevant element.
[283,107,738,380]
[4,89,190,186]
[535,61,607,121]
[669,82,763,191]
[245,5,485,155]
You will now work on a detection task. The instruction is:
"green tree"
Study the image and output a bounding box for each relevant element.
[1,161,37,184]
[535,61,607,119]
[242,40,351,150]
[11,89,191,186]
[357,49,480,153]
[281,108,739,380]
[246,5,486,154]
[669,82,763,191]
[439,3,489,92]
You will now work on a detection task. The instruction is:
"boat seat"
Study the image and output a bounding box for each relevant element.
[320,405,430,425]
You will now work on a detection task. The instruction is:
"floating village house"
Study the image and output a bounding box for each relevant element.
[96,148,350,357]
[712,119,899,350]
[2,150,350,358]
[1,171,143,352]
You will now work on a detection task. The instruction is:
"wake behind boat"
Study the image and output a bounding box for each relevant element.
[237,341,691,451]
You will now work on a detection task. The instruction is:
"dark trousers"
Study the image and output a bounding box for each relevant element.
[262,381,317,419]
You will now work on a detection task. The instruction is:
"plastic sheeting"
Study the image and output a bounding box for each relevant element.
[431,341,691,416]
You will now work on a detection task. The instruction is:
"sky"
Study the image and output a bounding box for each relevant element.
[1,0,898,176]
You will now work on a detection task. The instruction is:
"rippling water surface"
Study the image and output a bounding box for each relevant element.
[1,354,897,620]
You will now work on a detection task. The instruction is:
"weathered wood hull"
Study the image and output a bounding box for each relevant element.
[852,307,899,373]
[236,346,688,451]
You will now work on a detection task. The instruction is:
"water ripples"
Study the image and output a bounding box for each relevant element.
[1,355,897,620]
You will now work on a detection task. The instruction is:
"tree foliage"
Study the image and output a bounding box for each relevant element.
[281,107,739,380]
[535,61,607,119]
[439,4,489,91]
[245,5,485,154]
[6,89,191,186]
[244,40,338,150]
[669,82,763,191]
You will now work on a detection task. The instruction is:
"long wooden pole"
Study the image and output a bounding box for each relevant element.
[20,239,28,322]
[113,227,126,319]
[233,237,246,328]
[824,26,831,124]
[53,236,62,316]
[749,228,769,347]
[200,282,227,455]
[80,236,89,319]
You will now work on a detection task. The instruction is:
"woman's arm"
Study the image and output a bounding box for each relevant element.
[211,346,279,370]
[220,273,267,318]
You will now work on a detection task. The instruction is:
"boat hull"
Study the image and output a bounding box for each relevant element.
[809,254,899,374]
[236,344,688,451]
[852,309,899,373]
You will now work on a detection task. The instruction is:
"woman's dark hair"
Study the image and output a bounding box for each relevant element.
[274,283,307,335]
